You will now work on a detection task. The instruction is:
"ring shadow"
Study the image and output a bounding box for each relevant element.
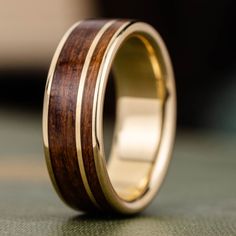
[58,211,171,236]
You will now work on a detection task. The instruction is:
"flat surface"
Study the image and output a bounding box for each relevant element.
[0,110,236,235]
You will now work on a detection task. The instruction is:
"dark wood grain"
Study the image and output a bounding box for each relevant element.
[80,21,127,211]
[48,20,108,212]
[48,19,129,212]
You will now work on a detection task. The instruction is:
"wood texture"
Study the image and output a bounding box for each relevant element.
[47,20,128,212]
[80,21,126,211]
[48,20,107,212]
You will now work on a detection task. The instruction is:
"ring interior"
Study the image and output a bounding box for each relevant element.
[105,33,167,202]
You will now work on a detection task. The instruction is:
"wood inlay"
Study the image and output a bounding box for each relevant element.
[48,20,108,212]
[45,18,176,214]
[80,21,128,211]
[47,19,130,212]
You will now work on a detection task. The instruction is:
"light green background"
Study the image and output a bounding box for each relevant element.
[0,111,235,235]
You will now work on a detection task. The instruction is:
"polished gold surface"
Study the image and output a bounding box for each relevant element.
[43,20,176,214]
[94,22,176,213]
[107,35,166,200]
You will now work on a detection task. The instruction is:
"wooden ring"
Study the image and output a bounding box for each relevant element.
[43,19,176,214]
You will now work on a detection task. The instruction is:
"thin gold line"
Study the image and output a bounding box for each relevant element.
[43,21,81,202]
[75,20,116,209]
[91,21,132,207]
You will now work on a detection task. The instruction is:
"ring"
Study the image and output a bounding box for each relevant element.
[43,19,176,214]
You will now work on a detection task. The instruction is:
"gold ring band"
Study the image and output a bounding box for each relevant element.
[43,19,176,214]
